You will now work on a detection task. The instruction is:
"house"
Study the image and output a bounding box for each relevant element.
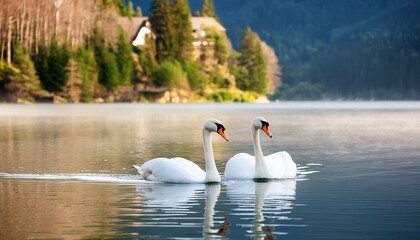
[120,16,226,48]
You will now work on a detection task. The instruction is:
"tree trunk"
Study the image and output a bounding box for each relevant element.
[7,16,13,66]
[0,12,3,64]
[35,3,41,54]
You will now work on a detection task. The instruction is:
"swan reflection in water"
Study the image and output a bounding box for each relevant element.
[136,183,227,238]
[135,179,296,239]
[226,180,297,239]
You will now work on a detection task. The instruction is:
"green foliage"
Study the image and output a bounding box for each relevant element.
[172,0,194,61]
[210,65,229,88]
[0,44,43,102]
[208,89,234,102]
[137,43,158,80]
[237,27,269,94]
[203,26,228,64]
[199,0,220,22]
[293,28,420,99]
[104,0,132,16]
[206,89,258,102]
[76,46,98,102]
[181,60,206,91]
[99,49,120,92]
[153,61,188,89]
[92,27,120,92]
[34,41,70,93]
[149,0,176,62]
[127,1,136,17]
[116,26,134,85]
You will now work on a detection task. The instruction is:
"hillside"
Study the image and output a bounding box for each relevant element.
[134,0,420,99]
[0,0,274,103]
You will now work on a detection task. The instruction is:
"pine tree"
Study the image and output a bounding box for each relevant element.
[136,6,143,17]
[34,41,70,93]
[138,36,158,82]
[92,27,120,92]
[149,0,176,62]
[171,0,193,61]
[2,44,44,102]
[116,26,134,86]
[100,49,120,92]
[47,42,70,93]
[199,0,221,22]
[238,27,269,94]
[76,46,98,102]
[127,1,135,17]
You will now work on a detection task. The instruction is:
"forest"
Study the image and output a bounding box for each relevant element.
[135,0,420,100]
[0,0,278,103]
[2,0,419,102]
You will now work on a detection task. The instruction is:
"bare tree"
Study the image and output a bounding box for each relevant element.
[7,16,13,66]
[261,41,282,94]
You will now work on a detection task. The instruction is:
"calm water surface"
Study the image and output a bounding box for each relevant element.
[0,102,420,239]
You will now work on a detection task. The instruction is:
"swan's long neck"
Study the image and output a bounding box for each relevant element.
[252,127,272,179]
[203,129,221,183]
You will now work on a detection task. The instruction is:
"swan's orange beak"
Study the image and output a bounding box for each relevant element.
[262,125,272,138]
[217,128,229,141]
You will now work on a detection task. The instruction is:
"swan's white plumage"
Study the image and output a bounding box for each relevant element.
[224,152,297,180]
[134,157,206,183]
[224,117,297,180]
[133,119,228,183]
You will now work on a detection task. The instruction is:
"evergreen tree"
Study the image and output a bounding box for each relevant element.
[237,27,269,94]
[199,0,221,22]
[116,26,134,86]
[46,42,70,93]
[1,44,44,102]
[127,1,135,17]
[99,49,120,92]
[149,0,176,62]
[92,27,120,92]
[34,41,70,93]
[33,46,49,91]
[172,0,193,61]
[76,46,98,102]
[136,6,143,17]
[137,37,158,82]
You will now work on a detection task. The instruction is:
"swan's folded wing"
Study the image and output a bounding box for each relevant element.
[265,151,297,178]
[224,153,255,180]
[135,157,206,183]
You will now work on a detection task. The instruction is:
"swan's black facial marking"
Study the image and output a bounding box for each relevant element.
[260,120,272,138]
[215,122,229,141]
[215,123,225,132]
[261,120,269,129]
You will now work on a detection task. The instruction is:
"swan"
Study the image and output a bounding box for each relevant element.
[134,119,229,183]
[224,117,297,180]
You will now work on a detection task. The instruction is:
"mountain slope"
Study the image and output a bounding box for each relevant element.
[132,0,420,99]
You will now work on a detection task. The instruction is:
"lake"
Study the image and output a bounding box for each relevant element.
[0,102,419,239]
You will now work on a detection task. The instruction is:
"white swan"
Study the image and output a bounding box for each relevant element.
[224,117,297,180]
[134,119,229,183]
